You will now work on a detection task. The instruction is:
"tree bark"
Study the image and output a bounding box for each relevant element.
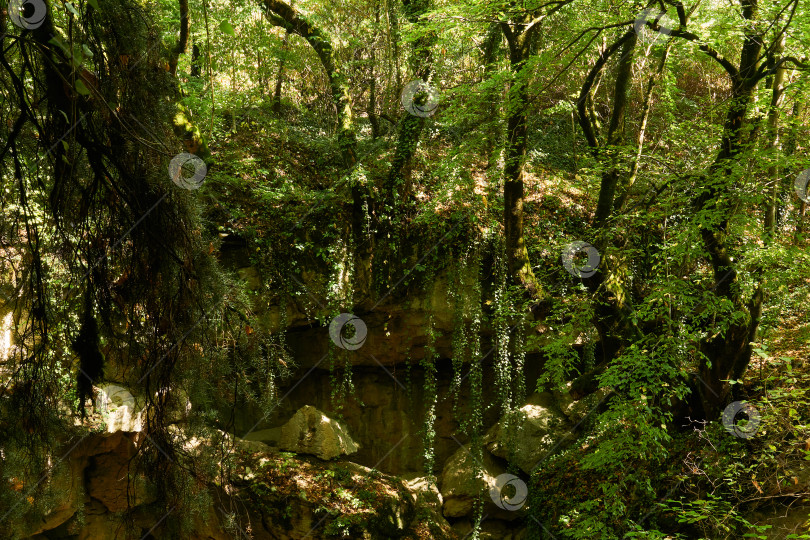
[693,0,764,419]
[501,17,540,294]
[168,0,190,77]
[272,26,291,115]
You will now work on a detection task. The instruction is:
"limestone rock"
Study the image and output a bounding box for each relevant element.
[483,392,574,474]
[564,387,612,424]
[237,266,262,290]
[86,435,154,512]
[451,519,527,540]
[94,384,143,433]
[439,444,511,519]
[402,474,443,511]
[242,427,281,446]
[279,405,359,460]
[23,460,82,537]
[77,514,126,540]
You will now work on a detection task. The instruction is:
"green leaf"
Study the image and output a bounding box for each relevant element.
[65,2,81,18]
[48,36,70,55]
[82,44,94,58]
[219,21,236,36]
[74,79,91,96]
[87,0,100,9]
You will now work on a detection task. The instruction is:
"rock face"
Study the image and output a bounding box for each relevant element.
[483,392,574,474]
[279,405,359,460]
[95,384,143,432]
[17,428,457,539]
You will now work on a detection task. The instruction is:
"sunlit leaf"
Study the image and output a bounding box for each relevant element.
[219,21,236,36]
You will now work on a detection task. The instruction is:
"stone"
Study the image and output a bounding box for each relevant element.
[86,435,154,512]
[401,473,443,511]
[564,387,612,424]
[23,459,81,537]
[480,520,527,540]
[165,388,193,424]
[439,443,512,519]
[483,392,574,474]
[278,405,359,460]
[242,427,281,446]
[237,266,262,290]
[94,384,143,433]
[78,513,127,540]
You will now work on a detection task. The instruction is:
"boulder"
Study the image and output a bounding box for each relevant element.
[94,384,143,433]
[439,443,517,520]
[23,460,82,537]
[452,519,527,540]
[77,514,126,540]
[401,473,443,511]
[565,387,611,424]
[242,427,281,446]
[483,392,574,474]
[278,405,359,460]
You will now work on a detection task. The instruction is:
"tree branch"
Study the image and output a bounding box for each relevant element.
[169,0,189,77]
[668,28,739,81]
[576,30,635,150]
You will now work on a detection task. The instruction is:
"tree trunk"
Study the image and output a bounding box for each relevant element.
[573,30,639,360]
[272,28,291,115]
[501,19,539,294]
[763,34,785,241]
[190,43,201,77]
[168,0,190,77]
[368,0,381,139]
[614,39,671,211]
[694,0,764,420]
[593,31,636,228]
[384,0,434,204]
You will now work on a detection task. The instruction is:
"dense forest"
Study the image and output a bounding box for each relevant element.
[1,0,809,537]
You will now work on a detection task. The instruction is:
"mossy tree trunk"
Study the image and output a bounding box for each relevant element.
[574,30,639,362]
[690,0,765,419]
[501,15,539,296]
